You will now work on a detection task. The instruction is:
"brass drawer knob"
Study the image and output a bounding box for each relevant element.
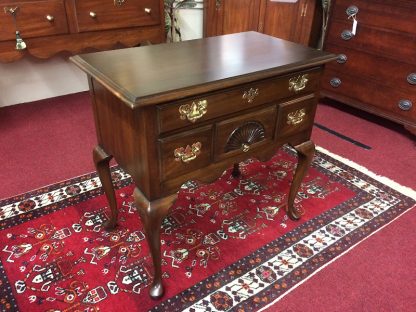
[241,143,250,152]
[46,14,54,22]
[341,30,353,40]
[144,8,152,14]
[330,77,342,88]
[407,73,416,85]
[89,11,97,18]
[287,108,306,126]
[336,54,348,64]
[179,100,208,123]
[398,99,412,111]
[174,142,202,163]
[242,88,259,103]
[289,74,309,93]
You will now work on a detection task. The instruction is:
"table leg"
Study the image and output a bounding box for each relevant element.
[133,187,177,299]
[231,162,241,178]
[93,145,118,230]
[287,140,315,220]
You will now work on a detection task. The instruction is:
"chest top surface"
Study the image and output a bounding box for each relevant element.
[70,31,335,108]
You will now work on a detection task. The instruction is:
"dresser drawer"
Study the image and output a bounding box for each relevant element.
[325,44,416,93]
[214,105,277,161]
[1,0,68,40]
[158,125,213,181]
[327,20,416,63]
[276,95,317,139]
[74,0,160,32]
[157,68,321,133]
[331,0,415,35]
[322,69,415,123]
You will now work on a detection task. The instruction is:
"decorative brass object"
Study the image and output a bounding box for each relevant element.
[174,142,202,163]
[89,11,97,18]
[114,0,126,7]
[287,108,306,126]
[179,100,208,123]
[144,8,152,14]
[242,88,259,103]
[288,74,309,93]
[4,6,26,50]
[46,15,54,22]
[241,143,250,152]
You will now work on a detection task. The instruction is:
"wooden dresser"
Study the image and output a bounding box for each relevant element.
[322,0,416,134]
[70,32,336,298]
[204,0,319,46]
[0,0,165,62]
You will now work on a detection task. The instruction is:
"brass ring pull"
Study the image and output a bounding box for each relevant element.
[242,88,259,103]
[287,108,306,126]
[289,74,309,93]
[174,142,202,163]
[179,100,208,123]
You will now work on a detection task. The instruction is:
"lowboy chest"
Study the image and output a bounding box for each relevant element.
[70,32,336,298]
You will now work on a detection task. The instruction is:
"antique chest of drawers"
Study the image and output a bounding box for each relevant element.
[322,0,416,134]
[70,32,336,298]
[0,0,164,62]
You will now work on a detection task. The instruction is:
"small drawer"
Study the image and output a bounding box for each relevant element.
[1,1,68,40]
[158,68,321,133]
[158,125,212,181]
[214,105,277,161]
[276,95,317,139]
[74,0,160,32]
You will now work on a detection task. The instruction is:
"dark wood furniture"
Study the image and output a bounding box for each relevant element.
[70,32,336,299]
[204,0,319,46]
[321,0,416,134]
[0,0,165,62]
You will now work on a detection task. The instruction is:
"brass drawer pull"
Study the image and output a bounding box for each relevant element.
[89,11,97,18]
[242,88,259,103]
[287,108,306,126]
[330,77,341,88]
[114,0,126,7]
[336,54,348,64]
[241,143,250,152]
[289,74,309,93]
[407,73,416,85]
[144,8,152,14]
[174,142,202,163]
[398,99,412,111]
[46,15,54,22]
[179,100,208,123]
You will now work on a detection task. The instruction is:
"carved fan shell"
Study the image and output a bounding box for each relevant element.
[224,121,265,153]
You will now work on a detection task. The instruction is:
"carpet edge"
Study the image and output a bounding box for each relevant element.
[316,146,416,199]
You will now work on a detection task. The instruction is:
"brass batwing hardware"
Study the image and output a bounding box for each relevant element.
[241,143,250,152]
[289,74,309,93]
[174,142,202,163]
[4,7,26,50]
[89,12,97,18]
[287,109,306,126]
[46,15,54,22]
[242,88,259,103]
[179,100,208,123]
[144,8,152,14]
[114,0,126,7]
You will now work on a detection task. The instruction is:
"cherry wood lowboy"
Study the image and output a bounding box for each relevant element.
[70,32,336,299]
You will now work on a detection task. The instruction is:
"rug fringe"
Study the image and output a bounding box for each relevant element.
[316,146,416,199]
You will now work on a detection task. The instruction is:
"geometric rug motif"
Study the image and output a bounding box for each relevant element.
[0,146,414,312]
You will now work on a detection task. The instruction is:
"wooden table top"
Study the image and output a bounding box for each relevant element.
[70,32,336,108]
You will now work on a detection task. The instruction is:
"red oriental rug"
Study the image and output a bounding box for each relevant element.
[1,146,415,312]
